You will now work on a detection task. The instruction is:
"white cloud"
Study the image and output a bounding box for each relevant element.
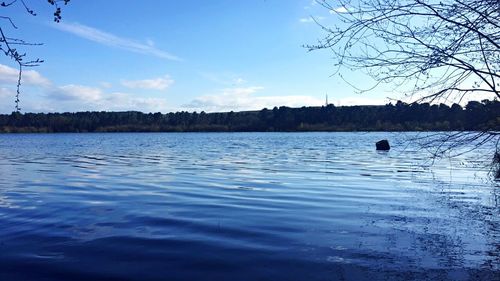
[41,85,169,113]
[146,39,155,47]
[299,17,314,23]
[234,78,246,85]
[0,64,51,87]
[53,22,181,61]
[100,82,113,88]
[333,96,388,106]
[200,72,248,86]
[305,0,318,9]
[184,86,323,112]
[0,88,15,112]
[330,6,349,14]
[299,16,325,23]
[48,84,103,102]
[102,92,169,112]
[0,62,173,113]
[0,87,14,98]
[121,75,174,90]
[409,87,498,106]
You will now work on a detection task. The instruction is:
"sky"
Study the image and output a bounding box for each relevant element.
[0,0,392,113]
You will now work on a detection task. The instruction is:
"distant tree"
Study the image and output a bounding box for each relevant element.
[1,101,498,134]
[309,0,499,166]
[1,0,70,111]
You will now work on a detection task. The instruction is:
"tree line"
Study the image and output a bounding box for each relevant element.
[0,100,498,133]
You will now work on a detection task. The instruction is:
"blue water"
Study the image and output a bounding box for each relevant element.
[0,133,498,280]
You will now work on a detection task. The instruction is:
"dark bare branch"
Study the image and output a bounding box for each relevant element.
[0,0,70,111]
[309,0,500,163]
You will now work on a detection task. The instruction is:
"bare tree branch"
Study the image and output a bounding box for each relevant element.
[0,0,70,111]
[309,0,500,168]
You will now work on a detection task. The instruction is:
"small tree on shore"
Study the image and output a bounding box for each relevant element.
[1,0,70,111]
[308,0,499,169]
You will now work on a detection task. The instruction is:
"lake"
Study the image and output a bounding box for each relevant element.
[0,132,498,280]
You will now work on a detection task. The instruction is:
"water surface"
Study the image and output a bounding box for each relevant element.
[0,133,498,280]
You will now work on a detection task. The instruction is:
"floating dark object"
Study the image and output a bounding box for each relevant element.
[376,139,390,151]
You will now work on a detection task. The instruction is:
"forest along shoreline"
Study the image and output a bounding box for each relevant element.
[0,100,498,133]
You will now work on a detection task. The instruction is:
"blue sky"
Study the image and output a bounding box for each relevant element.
[0,0,390,113]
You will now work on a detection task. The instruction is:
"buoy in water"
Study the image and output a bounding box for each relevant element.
[376,139,390,151]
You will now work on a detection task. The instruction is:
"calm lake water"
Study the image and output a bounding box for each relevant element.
[0,132,498,280]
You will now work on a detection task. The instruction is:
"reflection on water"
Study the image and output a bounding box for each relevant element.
[0,132,498,280]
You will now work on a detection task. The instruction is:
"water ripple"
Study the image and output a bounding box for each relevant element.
[0,132,498,280]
